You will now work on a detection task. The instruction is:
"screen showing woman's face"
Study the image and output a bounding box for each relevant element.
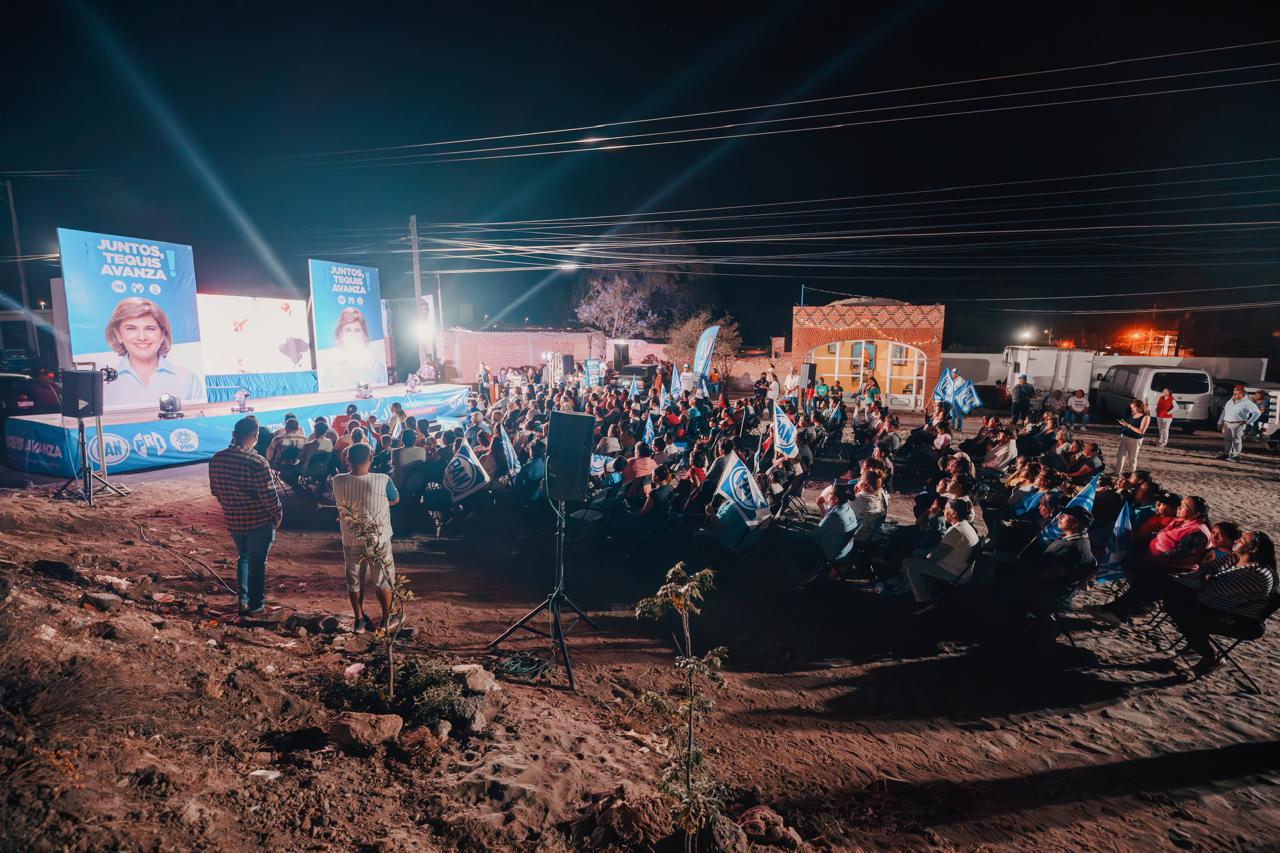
[339,320,365,349]
[120,315,163,361]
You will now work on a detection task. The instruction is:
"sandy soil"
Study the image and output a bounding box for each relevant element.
[2,417,1279,851]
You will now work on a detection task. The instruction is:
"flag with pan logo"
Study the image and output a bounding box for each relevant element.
[931,368,957,403]
[772,400,798,458]
[715,451,770,525]
[953,379,982,415]
[443,438,490,501]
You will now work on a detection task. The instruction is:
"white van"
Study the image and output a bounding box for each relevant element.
[1094,365,1213,431]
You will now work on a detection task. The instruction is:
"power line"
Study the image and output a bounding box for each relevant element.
[283,38,1280,160]
[323,62,1280,166]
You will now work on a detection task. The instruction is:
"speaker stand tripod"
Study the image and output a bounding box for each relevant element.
[52,417,130,506]
[488,499,597,690]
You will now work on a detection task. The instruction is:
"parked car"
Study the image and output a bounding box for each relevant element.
[1095,365,1213,432]
[0,371,63,464]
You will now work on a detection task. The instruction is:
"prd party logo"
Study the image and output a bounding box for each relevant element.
[169,428,199,453]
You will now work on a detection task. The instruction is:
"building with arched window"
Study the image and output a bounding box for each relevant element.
[792,297,945,411]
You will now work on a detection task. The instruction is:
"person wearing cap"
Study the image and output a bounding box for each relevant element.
[1217,385,1260,462]
[333,403,360,437]
[679,363,696,394]
[1003,505,1097,619]
[1010,375,1035,425]
[208,416,283,617]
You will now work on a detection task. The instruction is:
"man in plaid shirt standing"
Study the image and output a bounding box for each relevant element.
[209,416,282,616]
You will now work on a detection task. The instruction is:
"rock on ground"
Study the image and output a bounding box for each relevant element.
[325,712,403,752]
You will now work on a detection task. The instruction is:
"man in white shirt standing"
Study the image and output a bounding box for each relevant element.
[783,367,800,406]
[679,363,696,394]
[902,498,980,614]
[332,443,401,633]
[1217,385,1260,463]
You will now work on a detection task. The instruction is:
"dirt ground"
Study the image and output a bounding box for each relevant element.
[2,416,1279,851]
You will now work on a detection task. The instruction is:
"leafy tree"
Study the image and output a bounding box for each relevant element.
[574,274,660,338]
[664,311,741,375]
[567,224,717,327]
[637,563,727,850]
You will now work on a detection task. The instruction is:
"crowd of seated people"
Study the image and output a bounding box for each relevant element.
[245,371,1276,677]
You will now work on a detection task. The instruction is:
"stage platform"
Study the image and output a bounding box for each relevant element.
[3,383,471,478]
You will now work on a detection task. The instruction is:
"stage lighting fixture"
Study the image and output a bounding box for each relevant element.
[355,381,373,400]
[158,394,184,419]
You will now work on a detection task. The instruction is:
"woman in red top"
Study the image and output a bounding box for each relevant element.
[1154,388,1175,447]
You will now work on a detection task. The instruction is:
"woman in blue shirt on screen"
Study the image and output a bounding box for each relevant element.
[318,307,389,391]
[103,297,204,409]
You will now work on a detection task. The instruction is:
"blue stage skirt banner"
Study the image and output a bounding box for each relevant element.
[4,385,470,477]
[56,228,207,411]
[308,259,389,392]
[204,371,319,402]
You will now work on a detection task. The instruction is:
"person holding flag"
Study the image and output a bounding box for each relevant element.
[997,504,1097,624]
[773,399,799,459]
[498,425,521,478]
[443,436,492,504]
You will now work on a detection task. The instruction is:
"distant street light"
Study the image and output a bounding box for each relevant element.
[1019,329,1033,341]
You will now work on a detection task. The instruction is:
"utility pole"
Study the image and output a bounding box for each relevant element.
[800,283,806,306]
[409,214,427,372]
[4,180,37,353]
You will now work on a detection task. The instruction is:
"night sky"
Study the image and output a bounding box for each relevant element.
[3,1,1279,357]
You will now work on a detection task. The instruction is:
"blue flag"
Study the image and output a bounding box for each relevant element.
[643,412,655,445]
[715,452,770,525]
[499,425,521,477]
[1012,489,1043,518]
[1097,501,1133,581]
[443,438,491,501]
[773,400,798,458]
[1039,475,1099,543]
[692,325,720,382]
[953,379,982,415]
[590,453,609,477]
[669,371,679,404]
[932,369,957,403]
[628,376,640,400]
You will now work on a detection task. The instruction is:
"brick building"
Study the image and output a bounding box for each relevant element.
[792,297,945,411]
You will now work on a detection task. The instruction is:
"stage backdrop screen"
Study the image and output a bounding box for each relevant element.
[196,294,312,374]
[56,228,206,411]
[308,259,389,392]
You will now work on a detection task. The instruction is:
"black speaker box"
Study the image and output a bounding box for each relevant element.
[547,410,595,501]
[60,369,103,418]
[799,363,816,386]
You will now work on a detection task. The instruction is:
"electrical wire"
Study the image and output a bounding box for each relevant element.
[284,38,1280,160]
[325,77,1280,167]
